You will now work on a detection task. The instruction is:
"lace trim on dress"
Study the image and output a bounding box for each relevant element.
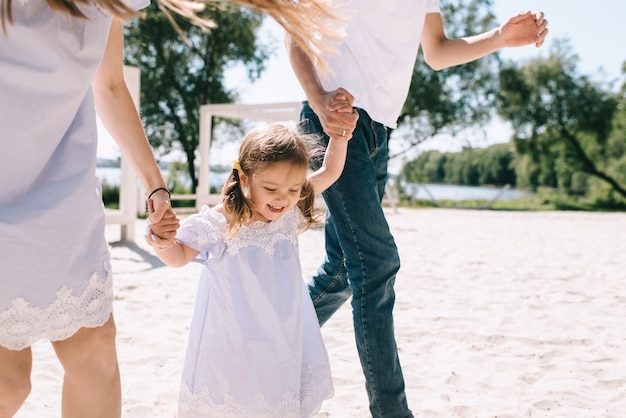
[187,205,228,249]
[0,262,114,351]
[298,363,334,417]
[178,386,300,418]
[178,363,333,418]
[224,208,301,256]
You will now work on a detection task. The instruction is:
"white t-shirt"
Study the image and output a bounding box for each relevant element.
[320,0,440,128]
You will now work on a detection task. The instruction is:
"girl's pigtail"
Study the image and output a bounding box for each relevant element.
[297,179,323,233]
[222,166,254,235]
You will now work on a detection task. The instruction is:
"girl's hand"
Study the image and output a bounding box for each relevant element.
[145,210,180,250]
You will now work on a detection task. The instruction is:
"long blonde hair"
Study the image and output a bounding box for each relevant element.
[1,0,343,70]
[222,123,324,236]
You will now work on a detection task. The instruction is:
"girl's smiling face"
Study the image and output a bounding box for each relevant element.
[240,161,307,223]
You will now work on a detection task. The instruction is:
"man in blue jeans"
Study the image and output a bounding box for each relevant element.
[287,2,549,416]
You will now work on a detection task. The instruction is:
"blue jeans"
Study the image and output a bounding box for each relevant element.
[300,102,412,418]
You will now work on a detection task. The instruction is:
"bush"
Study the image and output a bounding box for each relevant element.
[101,180,119,209]
[585,179,626,210]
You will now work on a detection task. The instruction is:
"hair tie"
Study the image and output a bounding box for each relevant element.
[232,160,243,172]
[147,187,170,200]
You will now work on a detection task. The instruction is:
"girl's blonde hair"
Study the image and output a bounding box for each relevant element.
[222,123,324,235]
[2,0,343,71]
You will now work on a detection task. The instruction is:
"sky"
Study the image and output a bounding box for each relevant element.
[98,0,626,165]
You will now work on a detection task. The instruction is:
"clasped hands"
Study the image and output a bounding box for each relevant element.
[501,10,549,48]
[145,209,180,251]
[311,87,359,141]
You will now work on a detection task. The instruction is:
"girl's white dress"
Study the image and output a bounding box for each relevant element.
[0,0,148,350]
[176,205,333,418]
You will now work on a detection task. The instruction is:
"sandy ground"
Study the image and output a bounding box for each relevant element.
[15,208,626,417]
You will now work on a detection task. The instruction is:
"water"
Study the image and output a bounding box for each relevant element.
[404,183,532,202]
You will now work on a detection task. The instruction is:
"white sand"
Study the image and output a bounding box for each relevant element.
[15,208,626,417]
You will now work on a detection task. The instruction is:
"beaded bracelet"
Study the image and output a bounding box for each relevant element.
[147,187,170,200]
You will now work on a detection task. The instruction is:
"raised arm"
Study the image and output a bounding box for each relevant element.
[420,10,549,71]
[91,19,170,223]
[307,136,350,196]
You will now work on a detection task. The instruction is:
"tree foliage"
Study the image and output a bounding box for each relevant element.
[123,4,268,190]
[400,143,515,187]
[497,40,626,200]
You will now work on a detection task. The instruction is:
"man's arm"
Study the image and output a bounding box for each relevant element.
[285,34,358,139]
[421,10,549,71]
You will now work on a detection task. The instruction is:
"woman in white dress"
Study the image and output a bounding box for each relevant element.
[146,122,353,417]
[0,0,174,415]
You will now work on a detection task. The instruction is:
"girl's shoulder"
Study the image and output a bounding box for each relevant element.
[180,205,227,238]
[195,204,227,222]
[174,205,227,261]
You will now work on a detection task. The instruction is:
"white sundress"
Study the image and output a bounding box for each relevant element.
[0,0,148,350]
[176,205,333,417]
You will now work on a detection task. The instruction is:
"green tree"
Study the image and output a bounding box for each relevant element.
[400,150,447,184]
[123,3,269,190]
[400,143,515,188]
[422,151,448,183]
[497,40,626,199]
[477,143,516,186]
[594,64,626,205]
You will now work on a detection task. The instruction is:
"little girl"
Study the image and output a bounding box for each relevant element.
[147,122,350,417]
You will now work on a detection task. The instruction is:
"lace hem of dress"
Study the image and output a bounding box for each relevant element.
[178,364,333,418]
[0,262,114,351]
[178,386,300,418]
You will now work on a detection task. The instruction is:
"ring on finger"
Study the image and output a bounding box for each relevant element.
[341,129,346,136]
